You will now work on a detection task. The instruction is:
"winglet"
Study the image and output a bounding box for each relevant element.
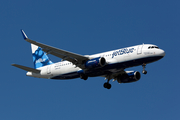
[21,29,28,39]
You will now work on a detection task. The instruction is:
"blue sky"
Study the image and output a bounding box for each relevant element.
[1,0,180,119]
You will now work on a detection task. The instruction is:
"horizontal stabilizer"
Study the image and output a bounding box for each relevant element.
[12,64,41,73]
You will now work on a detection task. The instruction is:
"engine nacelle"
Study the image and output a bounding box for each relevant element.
[117,71,141,83]
[85,57,106,69]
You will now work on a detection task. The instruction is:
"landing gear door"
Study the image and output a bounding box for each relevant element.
[137,44,143,54]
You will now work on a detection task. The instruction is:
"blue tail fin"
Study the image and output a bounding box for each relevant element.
[31,44,53,69]
[21,29,53,69]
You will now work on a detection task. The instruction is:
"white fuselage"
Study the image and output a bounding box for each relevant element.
[26,44,165,79]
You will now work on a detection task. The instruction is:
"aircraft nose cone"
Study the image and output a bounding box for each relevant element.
[160,49,165,57]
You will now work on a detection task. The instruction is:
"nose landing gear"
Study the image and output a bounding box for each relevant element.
[142,63,147,74]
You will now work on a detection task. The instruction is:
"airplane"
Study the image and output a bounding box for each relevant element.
[12,30,165,89]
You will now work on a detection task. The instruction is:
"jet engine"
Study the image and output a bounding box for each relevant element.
[116,71,141,83]
[85,57,106,69]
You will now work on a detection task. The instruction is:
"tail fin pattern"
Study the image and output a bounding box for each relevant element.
[31,44,53,69]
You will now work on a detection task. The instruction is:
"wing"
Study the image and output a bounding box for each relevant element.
[21,30,89,69]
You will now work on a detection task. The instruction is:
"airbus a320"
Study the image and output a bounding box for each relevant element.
[12,30,165,89]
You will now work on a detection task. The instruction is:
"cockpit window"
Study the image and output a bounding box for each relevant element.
[148,46,159,49]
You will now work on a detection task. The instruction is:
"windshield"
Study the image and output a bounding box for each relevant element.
[148,46,159,49]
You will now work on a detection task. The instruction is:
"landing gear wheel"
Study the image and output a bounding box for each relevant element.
[142,63,147,74]
[103,82,111,89]
[142,70,147,74]
[80,74,88,80]
[83,75,88,80]
[107,84,111,89]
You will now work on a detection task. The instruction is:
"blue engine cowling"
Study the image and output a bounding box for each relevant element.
[117,71,141,83]
[85,57,106,69]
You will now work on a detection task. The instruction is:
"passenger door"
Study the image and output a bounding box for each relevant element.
[137,44,143,54]
[47,65,51,74]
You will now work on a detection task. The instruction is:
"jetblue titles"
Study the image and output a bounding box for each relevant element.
[112,48,134,58]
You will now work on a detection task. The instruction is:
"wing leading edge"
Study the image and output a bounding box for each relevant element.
[21,30,89,69]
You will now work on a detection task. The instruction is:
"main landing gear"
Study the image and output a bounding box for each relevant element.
[103,82,111,89]
[142,63,147,74]
[103,78,111,89]
[80,74,88,80]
